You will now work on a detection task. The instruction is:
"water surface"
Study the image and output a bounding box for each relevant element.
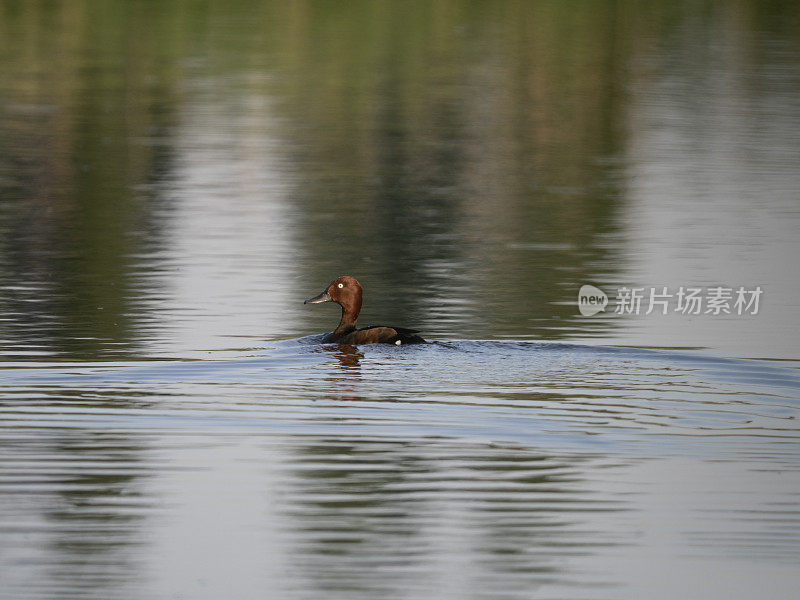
[2,1,800,599]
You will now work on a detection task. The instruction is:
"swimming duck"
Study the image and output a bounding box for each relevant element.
[304,276,426,345]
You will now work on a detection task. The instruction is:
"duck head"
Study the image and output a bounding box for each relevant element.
[304,275,363,326]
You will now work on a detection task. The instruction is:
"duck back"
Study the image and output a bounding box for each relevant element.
[330,326,426,345]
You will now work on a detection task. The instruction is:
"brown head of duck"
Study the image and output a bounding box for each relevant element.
[304,275,425,345]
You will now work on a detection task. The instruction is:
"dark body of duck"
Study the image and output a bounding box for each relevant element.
[304,276,426,345]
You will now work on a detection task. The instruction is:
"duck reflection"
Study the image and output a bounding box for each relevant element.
[322,343,364,401]
[330,344,363,370]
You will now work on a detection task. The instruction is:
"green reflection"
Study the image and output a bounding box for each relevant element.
[281,439,615,596]
[1,0,797,356]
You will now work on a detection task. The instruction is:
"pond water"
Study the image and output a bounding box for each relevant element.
[1,2,800,599]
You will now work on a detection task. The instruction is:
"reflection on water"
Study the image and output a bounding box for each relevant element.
[2,342,800,599]
[280,440,611,599]
[1,1,800,599]
[0,341,798,599]
[2,0,797,358]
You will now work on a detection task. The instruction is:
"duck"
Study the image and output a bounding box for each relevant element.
[304,276,426,345]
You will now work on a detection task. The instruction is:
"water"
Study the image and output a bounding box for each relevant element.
[2,1,800,599]
[2,342,800,598]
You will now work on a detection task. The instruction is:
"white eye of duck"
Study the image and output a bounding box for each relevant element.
[337,283,344,288]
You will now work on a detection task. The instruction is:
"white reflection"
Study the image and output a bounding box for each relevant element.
[141,438,287,599]
[544,459,800,600]
[143,80,297,356]
[617,22,800,358]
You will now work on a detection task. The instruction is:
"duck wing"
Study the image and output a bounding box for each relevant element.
[339,325,426,345]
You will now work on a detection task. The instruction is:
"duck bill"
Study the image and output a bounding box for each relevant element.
[304,290,332,304]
